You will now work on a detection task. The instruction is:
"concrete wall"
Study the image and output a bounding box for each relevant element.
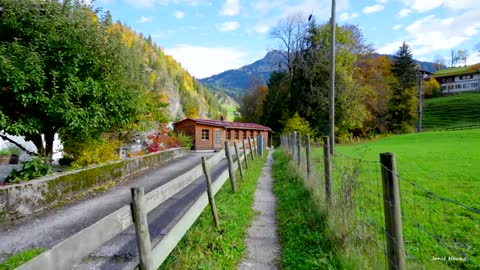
[0,148,188,222]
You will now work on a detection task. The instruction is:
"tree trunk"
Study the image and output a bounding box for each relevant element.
[44,131,55,161]
[30,134,45,157]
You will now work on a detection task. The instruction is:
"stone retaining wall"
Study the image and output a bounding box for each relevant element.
[0,148,188,222]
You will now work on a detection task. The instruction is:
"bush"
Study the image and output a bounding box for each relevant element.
[5,157,53,184]
[0,143,22,156]
[69,139,121,168]
[173,132,193,149]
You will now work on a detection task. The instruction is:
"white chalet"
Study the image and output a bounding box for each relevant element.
[433,63,480,94]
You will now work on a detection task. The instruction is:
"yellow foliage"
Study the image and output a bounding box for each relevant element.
[68,139,121,167]
[160,93,169,103]
[182,72,194,92]
[149,72,156,86]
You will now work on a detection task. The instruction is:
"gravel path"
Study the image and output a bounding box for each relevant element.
[239,150,280,270]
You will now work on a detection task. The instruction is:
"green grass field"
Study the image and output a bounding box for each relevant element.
[309,129,480,269]
[423,93,480,130]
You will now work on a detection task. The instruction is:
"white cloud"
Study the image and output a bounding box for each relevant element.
[339,12,359,22]
[400,0,478,13]
[218,21,240,32]
[378,10,480,57]
[164,45,251,78]
[362,4,384,14]
[220,0,240,16]
[137,16,152,23]
[377,0,388,3]
[393,24,403,30]
[254,23,270,34]
[377,41,404,55]
[174,11,185,19]
[397,9,412,18]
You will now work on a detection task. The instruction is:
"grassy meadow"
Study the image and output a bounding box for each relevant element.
[423,93,480,130]
[305,129,480,269]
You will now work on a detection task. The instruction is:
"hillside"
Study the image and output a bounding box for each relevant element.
[114,24,227,122]
[200,50,285,100]
[423,93,480,130]
[200,50,441,101]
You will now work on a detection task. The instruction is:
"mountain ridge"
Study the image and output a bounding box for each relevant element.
[200,50,443,101]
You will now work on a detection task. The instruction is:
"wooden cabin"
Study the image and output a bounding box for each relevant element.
[173,118,272,151]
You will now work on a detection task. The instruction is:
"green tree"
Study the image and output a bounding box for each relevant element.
[0,0,146,158]
[283,112,313,136]
[389,42,417,132]
[261,71,291,133]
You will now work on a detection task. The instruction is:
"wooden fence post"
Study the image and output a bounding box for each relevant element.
[131,187,153,270]
[224,142,238,193]
[233,142,244,180]
[323,136,332,206]
[248,137,254,160]
[297,132,301,166]
[257,134,263,157]
[242,139,249,169]
[201,157,221,230]
[306,134,311,179]
[380,153,406,270]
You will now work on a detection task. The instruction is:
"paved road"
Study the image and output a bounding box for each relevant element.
[0,151,230,269]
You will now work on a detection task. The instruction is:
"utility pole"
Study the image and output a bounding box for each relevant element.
[417,72,423,133]
[329,0,336,154]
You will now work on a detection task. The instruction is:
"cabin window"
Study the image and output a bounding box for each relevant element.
[215,130,221,144]
[226,130,231,140]
[242,131,246,139]
[235,130,239,139]
[201,129,209,140]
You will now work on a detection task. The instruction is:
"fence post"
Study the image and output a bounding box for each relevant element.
[242,139,249,169]
[234,142,244,180]
[323,136,332,206]
[306,134,311,179]
[224,142,238,193]
[248,137,254,160]
[380,153,406,270]
[131,187,153,270]
[297,132,301,166]
[201,157,221,230]
[257,134,263,157]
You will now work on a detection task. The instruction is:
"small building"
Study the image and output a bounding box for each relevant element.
[433,63,480,94]
[173,118,272,151]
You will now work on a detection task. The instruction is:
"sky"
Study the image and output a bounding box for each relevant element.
[92,0,480,79]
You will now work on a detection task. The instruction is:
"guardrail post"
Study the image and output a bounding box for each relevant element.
[242,139,249,169]
[248,137,254,160]
[131,187,153,270]
[201,157,221,230]
[224,142,238,193]
[380,153,406,270]
[306,134,311,179]
[233,142,244,180]
[323,136,332,206]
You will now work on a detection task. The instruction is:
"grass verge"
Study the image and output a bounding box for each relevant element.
[272,149,347,269]
[159,152,267,269]
[0,249,45,270]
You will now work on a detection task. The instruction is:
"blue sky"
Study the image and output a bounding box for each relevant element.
[92,0,480,79]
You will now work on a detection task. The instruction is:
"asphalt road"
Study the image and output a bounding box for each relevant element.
[0,151,230,269]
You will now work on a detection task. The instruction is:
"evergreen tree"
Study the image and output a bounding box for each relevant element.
[388,42,417,133]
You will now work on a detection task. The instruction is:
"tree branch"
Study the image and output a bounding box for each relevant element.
[0,133,38,156]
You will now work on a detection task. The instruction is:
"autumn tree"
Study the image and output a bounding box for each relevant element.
[389,42,417,132]
[283,112,313,136]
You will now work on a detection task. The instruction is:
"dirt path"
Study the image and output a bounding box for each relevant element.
[239,150,280,270]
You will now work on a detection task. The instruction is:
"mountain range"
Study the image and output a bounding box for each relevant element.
[200,50,443,101]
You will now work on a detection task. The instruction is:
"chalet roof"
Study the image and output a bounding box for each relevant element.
[173,118,272,131]
[433,63,480,78]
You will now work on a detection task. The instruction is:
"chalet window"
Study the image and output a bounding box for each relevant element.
[455,84,461,89]
[201,129,209,140]
[215,130,221,144]
[441,85,446,91]
[235,130,239,139]
[242,131,246,139]
[226,130,231,140]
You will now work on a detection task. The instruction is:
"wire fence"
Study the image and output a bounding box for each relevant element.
[280,132,480,269]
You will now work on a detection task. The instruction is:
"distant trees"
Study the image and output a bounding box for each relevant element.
[433,55,446,70]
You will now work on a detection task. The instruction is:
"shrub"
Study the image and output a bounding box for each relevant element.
[5,157,53,184]
[62,137,121,168]
[0,143,22,156]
